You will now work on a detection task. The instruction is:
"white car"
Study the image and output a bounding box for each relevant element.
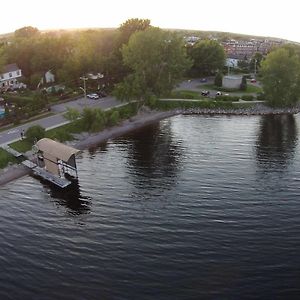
[87,93,99,100]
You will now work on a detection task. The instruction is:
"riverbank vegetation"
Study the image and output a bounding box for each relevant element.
[9,103,138,154]
[261,44,300,106]
[0,148,17,169]
[2,18,300,117]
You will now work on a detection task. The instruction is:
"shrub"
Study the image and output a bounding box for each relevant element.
[216,95,240,102]
[256,92,265,100]
[170,90,200,99]
[241,95,254,101]
[25,125,46,143]
[109,110,120,126]
[64,107,80,121]
[214,72,223,87]
[240,76,247,91]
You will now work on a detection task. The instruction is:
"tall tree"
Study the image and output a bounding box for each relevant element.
[115,27,192,101]
[261,46,300,106]
[14,26,40,39]
[118,18,151,45]
[106,19,152,85]
[188,40,225,75]
[250,52,263,73]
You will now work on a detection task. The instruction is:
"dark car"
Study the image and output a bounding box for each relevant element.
[201,90,210,96]
[200,78,207,83]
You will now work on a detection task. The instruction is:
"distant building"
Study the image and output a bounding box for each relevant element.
[223,75,242,89]
[225,58,239,68]
[45,70,55,83]
[37,70,55,88]
[0,63,26,90]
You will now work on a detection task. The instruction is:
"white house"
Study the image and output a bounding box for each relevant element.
[225,58,239,68]
[0,63,25,90]
[45,70,55,83]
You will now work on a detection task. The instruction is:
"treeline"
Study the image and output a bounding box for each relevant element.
[0,19,226,93]
[0,23,136,89]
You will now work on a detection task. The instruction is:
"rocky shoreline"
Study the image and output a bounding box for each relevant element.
[1,104,299,187]
[182,103,300,116]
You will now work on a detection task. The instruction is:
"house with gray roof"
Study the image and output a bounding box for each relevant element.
[0,63,26,91]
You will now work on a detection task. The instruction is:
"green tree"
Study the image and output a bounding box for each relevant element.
[261,46,300,106]
[188,40,225,75]
[214,72,223,87]
[115,27,192,101]
[118,18,151,45]
[25,125,45,143]
[14,26,40,39]
[64,107,80,121]
[240,75,247,91]
[250,52,263,73]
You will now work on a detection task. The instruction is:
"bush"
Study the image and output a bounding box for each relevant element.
[108,110,120,126]
[25,125,46,143]
[216,95,240,102]
[240,76,247,91]
[256,92,265,100]
[0,149,17,169]
[170,90,200,99]
[64,107,80,121]
[214,72,223,87]
[240,95,254,101]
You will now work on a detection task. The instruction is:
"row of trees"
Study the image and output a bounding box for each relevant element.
[1,20,300,107]
[0,20,226,93]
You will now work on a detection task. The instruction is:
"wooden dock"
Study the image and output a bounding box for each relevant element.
[21,160,37,169]
[32,167,72,188]
[1,144,72,188]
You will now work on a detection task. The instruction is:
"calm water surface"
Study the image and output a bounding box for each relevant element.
[1,115,300,299]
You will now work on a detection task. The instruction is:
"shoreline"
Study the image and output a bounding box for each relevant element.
[0,110,180,187]
[1,104,299,187]
[182,103,300,115]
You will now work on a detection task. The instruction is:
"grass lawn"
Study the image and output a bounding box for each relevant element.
[198,84,262,94]
[9,139,33,153]
[0,148,18,169]
[170,90,206,99]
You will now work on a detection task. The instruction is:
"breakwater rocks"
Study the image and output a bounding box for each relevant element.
[182,104,300,116]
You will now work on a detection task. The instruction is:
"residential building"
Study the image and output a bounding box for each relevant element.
[0,63,26,90]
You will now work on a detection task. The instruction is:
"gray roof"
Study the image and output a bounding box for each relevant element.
[3,63,20,73]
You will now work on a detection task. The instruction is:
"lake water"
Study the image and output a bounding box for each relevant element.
[1,114,300,299]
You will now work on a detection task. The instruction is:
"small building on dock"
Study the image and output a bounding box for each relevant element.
[34,138,80,187]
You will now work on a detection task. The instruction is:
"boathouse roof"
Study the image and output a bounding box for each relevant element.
[36,138,80,162]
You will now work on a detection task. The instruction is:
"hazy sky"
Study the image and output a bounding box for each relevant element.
[1,0,299,42]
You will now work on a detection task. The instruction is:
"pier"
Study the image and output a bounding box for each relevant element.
[1,139,80,189]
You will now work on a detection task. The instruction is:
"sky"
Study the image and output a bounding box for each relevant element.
[0,0,299,42]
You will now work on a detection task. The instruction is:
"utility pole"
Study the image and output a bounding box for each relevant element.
[80,76,88,105]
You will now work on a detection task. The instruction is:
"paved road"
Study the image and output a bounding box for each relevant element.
[0,96,122,146]
[176,78,260,98]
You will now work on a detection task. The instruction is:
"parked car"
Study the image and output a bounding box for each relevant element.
[200,78,207,83]
[87,93,99,99]
[201,90,210,96]
[250,79,257,83]
[215,91,222,96]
